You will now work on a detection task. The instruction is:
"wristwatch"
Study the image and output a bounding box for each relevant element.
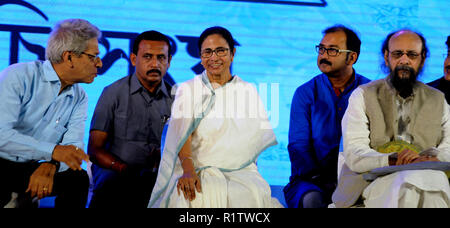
[38,159,61,171]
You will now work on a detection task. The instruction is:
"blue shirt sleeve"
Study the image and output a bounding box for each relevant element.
[0,65,56,161]
[287,86,317,178]
[90,87,114,133]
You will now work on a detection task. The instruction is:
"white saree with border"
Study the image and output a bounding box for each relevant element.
[148,72,282,208]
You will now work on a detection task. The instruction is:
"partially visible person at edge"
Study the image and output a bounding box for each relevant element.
[88,31,174,208]
[284,25,370,208]
[0,18,102,208]
[333,29,450,208]
[428,35,450,104]
[148,26,282,208]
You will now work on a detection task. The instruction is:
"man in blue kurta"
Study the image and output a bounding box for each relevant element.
[284,25,370,208]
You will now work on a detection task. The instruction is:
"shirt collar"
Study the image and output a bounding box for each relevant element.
[321,69,357,94]
[341,69,356,91]
[43,60,61,82]
[130,73,142,94]
[159,78,170,97]
[130,73,170,97]
[43,60,74,97]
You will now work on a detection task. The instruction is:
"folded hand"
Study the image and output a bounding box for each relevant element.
[26,163,57,199]
[177,171,202,201]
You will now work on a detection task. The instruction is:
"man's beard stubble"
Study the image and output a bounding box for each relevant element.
[389,65,420,99]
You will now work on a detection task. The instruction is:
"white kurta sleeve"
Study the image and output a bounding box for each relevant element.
[342,87,389,173]
[437,102,450,162]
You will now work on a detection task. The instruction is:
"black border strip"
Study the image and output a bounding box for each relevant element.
[217,0,327,7]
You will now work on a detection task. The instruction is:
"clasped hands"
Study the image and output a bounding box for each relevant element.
[392,148,440,166]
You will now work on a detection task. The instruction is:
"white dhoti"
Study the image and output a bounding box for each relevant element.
[362,170,450,208]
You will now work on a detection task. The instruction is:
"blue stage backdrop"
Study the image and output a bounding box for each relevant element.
[0,0,449,186]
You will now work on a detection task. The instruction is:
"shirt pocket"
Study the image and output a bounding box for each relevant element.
[113,114,149,141]
[39,122,68,143]
[54,124,68,142]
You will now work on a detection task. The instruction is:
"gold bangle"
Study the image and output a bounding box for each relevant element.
[180,157,192,163]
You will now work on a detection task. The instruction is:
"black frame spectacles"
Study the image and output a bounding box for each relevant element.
[200,47,229,58]
[315,45,353,57]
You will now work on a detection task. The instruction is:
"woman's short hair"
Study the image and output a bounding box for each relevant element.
[198,26,235,54]
[46,19,101,63]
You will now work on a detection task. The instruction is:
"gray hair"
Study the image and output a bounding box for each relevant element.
[46,19,101,63]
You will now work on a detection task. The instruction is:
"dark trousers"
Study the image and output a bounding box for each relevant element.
[299,177,336,208]
[89,163,157,208]
[0,158,89,208]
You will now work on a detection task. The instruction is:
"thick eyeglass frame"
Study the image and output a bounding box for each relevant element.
[315,45,353,57]
[389,50,421,60]
[200,47,229,58]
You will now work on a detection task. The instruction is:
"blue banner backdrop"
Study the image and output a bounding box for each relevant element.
[0,0,449,186]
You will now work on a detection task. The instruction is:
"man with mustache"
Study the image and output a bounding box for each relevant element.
[0,19,101,207]
[88,31,174,208]
[284,25,370,208]
[428,36,450,104]
[333,30,450,208]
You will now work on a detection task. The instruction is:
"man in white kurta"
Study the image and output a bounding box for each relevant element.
[339,86,450,208]
[148,71,282,208]
[332,30,450,208]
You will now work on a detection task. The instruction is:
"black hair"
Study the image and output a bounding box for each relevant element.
[132,30,171,55]
[198,26,235,54]
[323,24,361,63]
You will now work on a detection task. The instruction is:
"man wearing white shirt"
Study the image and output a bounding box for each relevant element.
[332,29,450,208]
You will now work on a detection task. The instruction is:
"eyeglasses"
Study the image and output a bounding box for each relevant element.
[315,45,353,57]
[200,47,229,58]
[389,50,421,60]
[81,52,101,63]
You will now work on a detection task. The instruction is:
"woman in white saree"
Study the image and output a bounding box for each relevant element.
[148,26,282,208]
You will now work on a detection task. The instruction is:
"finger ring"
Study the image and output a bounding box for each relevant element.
[43,188,48,191]
[75,147,79,150]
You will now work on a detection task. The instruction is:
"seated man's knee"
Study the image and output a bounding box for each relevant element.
[301,191,327,208]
